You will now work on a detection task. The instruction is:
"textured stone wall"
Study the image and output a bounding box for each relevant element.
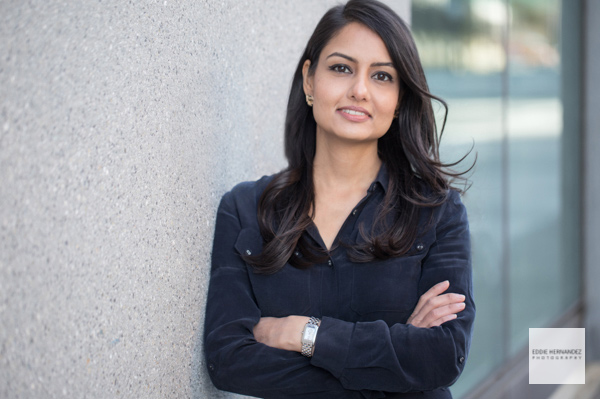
[0,1,409,398]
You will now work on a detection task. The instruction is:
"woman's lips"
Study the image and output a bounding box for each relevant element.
[337,106,371,122]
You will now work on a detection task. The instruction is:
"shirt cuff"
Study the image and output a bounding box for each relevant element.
[310,316,354,378]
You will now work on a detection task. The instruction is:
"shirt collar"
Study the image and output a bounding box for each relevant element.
[368,162,390,194]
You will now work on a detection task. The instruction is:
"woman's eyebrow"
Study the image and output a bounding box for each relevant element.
[326,52,394,68]
[326,52,357,62]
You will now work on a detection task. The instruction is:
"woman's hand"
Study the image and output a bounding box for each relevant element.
[407,280,466,328]
[253,315,309,352]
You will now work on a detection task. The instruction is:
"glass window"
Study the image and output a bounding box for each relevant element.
[507,0,563,355]
[412,1,505,394]
[412,0,581,395]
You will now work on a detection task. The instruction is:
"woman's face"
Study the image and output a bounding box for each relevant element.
[303,22,400,145]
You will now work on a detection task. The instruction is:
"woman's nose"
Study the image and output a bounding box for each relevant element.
[349,73,370,101]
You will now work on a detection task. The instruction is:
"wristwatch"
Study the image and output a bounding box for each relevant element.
[301,317,321,357]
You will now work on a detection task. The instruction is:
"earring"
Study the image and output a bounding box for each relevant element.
[306,94,314,107]
[394,107,400,118]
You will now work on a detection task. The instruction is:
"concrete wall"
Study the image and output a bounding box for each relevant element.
[0,1,409,398]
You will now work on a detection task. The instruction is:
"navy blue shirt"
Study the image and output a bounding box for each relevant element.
[204,166,475,398]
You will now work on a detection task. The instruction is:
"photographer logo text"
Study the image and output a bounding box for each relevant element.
[529,328,585,384]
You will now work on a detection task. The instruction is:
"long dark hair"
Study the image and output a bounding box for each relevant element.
[244,0,469,274]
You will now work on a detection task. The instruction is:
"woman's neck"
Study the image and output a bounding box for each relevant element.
[312,134,382,194]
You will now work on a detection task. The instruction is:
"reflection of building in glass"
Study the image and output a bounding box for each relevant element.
[412,0,597,398]
[413,0,559,73]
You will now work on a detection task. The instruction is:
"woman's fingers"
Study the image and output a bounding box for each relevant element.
[409,300,465,328]
[428,313,458,328]
[420,301,466,327]
[411,280,450,316]
[408,280,450,324]
[408,300,465,327]
[408,281,467,328]
[421,292,466,317]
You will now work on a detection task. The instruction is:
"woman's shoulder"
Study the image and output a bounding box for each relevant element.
[215,173,278,229]
[413,178,467,228]
[413,178,463,208]
[217,174,276,226]
[428,187,468,233]
[224,173,275,202]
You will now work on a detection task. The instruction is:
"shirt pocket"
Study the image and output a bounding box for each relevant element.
[350,238,433,323]
[234,228,312,317]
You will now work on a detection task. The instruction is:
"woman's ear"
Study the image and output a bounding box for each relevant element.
[302,59,313,96]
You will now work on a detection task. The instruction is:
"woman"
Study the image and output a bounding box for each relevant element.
[204,1,475,398]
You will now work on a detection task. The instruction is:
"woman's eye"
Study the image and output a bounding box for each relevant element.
[373,72,393,82]
[330,64,351,74]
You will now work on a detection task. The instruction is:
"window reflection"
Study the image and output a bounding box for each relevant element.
[507,0,562,356]
[412,0,575,396]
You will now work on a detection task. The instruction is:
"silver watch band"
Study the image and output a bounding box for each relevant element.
[301,317,321,357]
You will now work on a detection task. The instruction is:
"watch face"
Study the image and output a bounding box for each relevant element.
[304,325,317,341]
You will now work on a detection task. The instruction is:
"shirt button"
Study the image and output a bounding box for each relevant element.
[459,356,465,364]
[328,259,332,266]
[416,243,424,251]
[245,249,252,255]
